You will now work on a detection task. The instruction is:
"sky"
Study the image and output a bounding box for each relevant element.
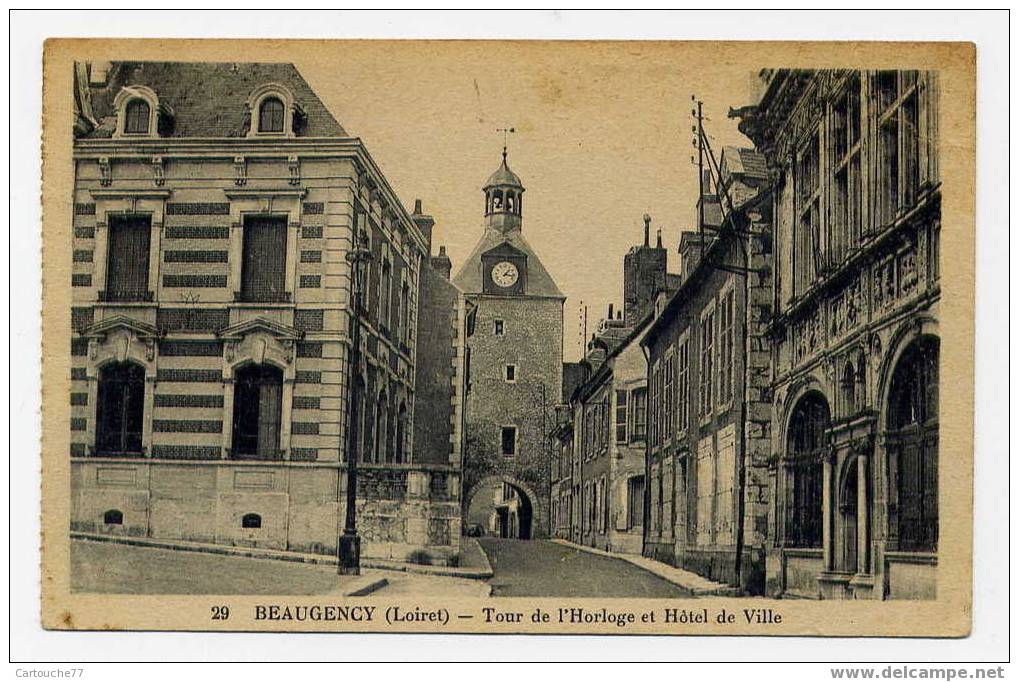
[297,42,755,361]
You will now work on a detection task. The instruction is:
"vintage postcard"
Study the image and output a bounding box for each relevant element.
[39,38,975,636]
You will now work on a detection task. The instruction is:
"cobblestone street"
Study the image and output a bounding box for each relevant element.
[479,538,692,598]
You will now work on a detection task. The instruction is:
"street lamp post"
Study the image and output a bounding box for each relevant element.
[339,231,372,575]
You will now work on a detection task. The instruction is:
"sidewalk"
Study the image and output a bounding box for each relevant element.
[71,531,491,583]
[551,538,740,596]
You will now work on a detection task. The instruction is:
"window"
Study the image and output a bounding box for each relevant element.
[888,337,939,552]
[258,97,285,133]
[105,215,151,301]
[718,289,735,407]
[649,362,660,447]
[626,475,645,529]
[875,71,921,228]
[676,336,690,433]
[374,391,388,462]
[231,364,284,460]
[493,319,504,336]
[379,259,392,329]
[95,361,145,455]
[103,509,124,525]
[795,132,822,294]
[614,389,628,443]
[663,350,674,441]
[242,513,262,529]
[400,282,410,344]
[699,308,716,417]
[240,215,288,302]
[602,476,610,532]
[630,388,647,441]
[501,426,517,457]
[124,99,150,135]
[395,403,407,463]
[504,364,516,383]
[831,76,863,263]
[786,393,829,548]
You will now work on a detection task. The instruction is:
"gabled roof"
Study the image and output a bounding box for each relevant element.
[453,228,564,299]
[80,62,345,139]
[720,146,769,182]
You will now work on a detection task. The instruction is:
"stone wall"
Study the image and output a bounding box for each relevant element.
[71,460,462,564]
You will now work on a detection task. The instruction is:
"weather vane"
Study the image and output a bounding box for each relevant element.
[496,125,515,160]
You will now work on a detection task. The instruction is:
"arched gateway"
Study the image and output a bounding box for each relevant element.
[463,475,544,540]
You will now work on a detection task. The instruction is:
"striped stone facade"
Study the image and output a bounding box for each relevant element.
[68,62,463,563]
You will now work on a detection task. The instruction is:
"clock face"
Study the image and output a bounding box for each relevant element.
[491,261,519,288]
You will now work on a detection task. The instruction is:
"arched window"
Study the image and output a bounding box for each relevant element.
[103,509,124,525]
[231,364,284,460]
[492,190,503,210]
[841,361,857,415]
[258,97,285,133]
[395,403,407,463]
[241,513,262,529]
[124,99,150,134]
[95,361,145,455]
[374,391,388,463]
[887,336,939,552]
[505,192,515,212]
[786,392,830,548]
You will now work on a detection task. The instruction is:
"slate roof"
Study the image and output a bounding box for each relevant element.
[720,146,768,182]
[485,155,524,188]
[452,227,564,299]
[80,61,346,139]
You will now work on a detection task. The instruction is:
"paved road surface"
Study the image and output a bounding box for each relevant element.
[72,540,371,595]
[478,538,692,598]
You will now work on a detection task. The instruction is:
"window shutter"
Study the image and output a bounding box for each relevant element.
[241,216,288,302]
[106,216,151,300]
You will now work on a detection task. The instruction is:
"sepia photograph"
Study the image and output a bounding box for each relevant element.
[24,15,996,658]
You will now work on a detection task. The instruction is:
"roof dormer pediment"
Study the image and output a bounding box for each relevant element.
[217,317,303,342]
[81,315,161,341]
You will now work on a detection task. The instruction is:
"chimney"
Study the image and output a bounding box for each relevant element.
[656,228,663,249]
[607,303,614,320]
[430,245,452,280]
[680,230,707,280]
[643,213,651,247]
[410,198,435,255]
[89,61,111,86]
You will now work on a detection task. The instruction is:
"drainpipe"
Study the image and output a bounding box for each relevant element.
[733,223,752,591]
[640,343,651,558]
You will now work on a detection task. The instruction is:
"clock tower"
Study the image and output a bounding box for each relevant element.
[454,150,565,539]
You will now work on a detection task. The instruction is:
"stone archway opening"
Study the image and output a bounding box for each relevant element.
[463,476,539,541]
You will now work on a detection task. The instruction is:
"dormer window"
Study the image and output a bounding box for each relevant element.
[247,83,302,138]
[124,99,151,134]
[113,85,163,138]
[258,97,285,133]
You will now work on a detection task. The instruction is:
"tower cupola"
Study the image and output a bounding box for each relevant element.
[483,148,524,234]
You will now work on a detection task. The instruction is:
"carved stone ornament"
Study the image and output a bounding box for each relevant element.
[288,155,300,186]
[234,156,247,186]
[151,156,165,187]
[98,157,112,187]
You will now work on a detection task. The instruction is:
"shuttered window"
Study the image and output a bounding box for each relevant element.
[258,97,285,133]
[888,336,939,552]
[124,99,150,134]
[231,364,283,460]
[106,215,151,301]
[95,362,145,455]
[240,216,288,302]
[786,393,829,548]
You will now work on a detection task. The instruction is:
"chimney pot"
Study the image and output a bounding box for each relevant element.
[413,199,423,215]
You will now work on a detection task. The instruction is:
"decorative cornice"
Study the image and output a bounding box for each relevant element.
[217,317,304,342]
